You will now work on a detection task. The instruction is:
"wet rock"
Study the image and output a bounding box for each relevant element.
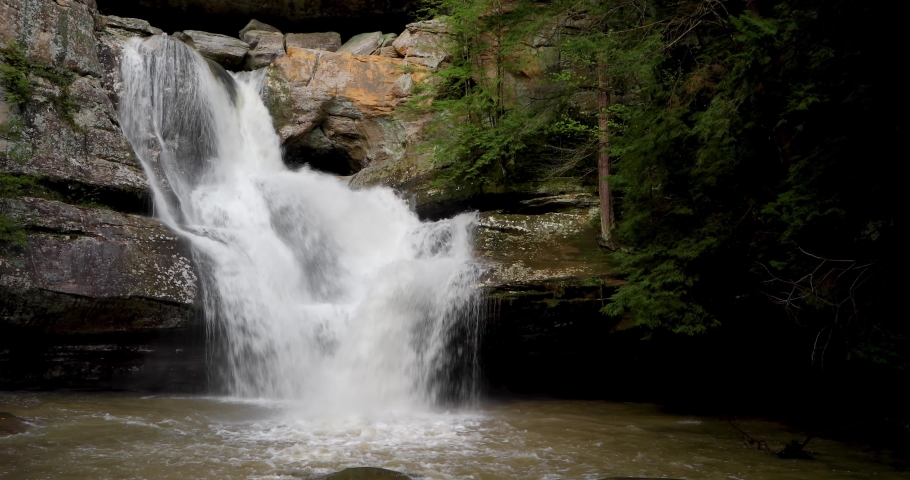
[337,31,382,55]
[239,19,280,38]
[182,30,250,69]
[286,32,341,52]
[309,467,413,479]
[242,30,285,70]
[172,31,196,48]
[103,15,163,36]
[0,412,29,436]
[0,74,148,204]
[1,0,203,392]
[0,197,198,326]
[476,194,616,286]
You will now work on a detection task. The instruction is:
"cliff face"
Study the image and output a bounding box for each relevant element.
[1,0,203,389]
[1,0,619,392]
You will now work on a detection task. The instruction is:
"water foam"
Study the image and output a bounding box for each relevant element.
[118,36,481,412]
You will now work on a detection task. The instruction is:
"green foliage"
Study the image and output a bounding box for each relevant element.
[413,0,583,186]
[0,117,32,163]
[1,41,78,124]
[420,0,906,373]
[600,0,905,365]
[0,213,26,246]
[0,43,33,105]
[0,173,35,246]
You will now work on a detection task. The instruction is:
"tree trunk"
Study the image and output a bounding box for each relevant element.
[597,62,612,244]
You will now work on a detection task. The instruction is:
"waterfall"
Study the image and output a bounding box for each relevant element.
[118,36,481,412]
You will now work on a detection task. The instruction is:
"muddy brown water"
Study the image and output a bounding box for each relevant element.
[0,392,903,479]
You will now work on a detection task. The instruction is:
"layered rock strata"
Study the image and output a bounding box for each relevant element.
[2,1,619,393]
[2,0,201,390]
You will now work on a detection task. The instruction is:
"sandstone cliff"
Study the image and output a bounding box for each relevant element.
[2,0,619,391]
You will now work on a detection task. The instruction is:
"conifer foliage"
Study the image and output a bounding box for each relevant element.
[422,0,906,371]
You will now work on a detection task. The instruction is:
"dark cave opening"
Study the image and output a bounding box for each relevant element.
[283,145,361,177]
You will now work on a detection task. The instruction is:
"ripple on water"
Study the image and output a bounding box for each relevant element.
[0,393,906,480]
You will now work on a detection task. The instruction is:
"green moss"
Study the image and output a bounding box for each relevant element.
[1,42,78,125]
[1,172,114,211]
[0,213,26,246]
[0,173,36,246]
[578,276,606,287]
[0,44,32,105]
[264,73,292,129]
[0,118,33,164]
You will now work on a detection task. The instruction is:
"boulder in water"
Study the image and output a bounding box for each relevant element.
[286,32,342,52]
[173,31,196,49]
[337,32,383,56]
[309,467,414,479]
[183,30,250,69]
[0,412,29,436]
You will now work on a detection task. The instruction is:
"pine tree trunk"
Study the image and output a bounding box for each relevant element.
[597,62,612,244]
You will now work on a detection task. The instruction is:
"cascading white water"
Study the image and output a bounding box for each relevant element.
[118,36,481,412]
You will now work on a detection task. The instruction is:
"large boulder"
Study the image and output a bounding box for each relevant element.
[239,19,280,38]
[182,30,250,69]
[242,30,285,70]
[100,15,163,36]
[336,31,383,56]
[392,20,450,69]
[0,412,29,436]
[285,32,341,52]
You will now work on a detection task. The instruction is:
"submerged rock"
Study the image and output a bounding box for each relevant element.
[286,32,342,52]
[0,412,29,436]
[183,30,250,69]
[309,467,413,479]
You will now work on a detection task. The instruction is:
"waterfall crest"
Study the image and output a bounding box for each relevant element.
[118,36,481,412]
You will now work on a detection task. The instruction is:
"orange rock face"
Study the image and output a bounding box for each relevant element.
[275,47,413,116]
[265,47,430,172]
